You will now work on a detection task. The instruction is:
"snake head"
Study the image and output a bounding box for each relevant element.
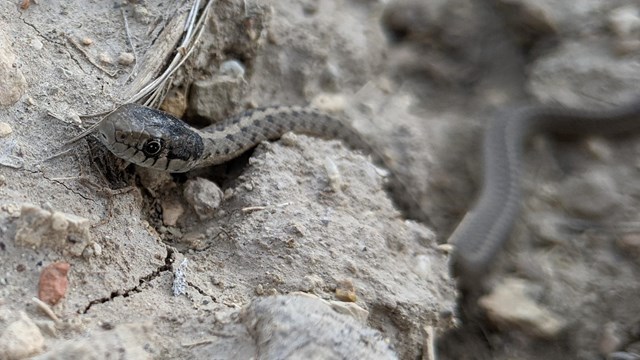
[96,104,204,172]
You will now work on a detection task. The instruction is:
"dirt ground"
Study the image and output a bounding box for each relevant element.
[2,0,640,359]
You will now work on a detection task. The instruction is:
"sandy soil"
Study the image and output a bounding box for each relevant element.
[1,0,640,359]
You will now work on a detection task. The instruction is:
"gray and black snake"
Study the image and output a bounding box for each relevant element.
[95,101,640,289]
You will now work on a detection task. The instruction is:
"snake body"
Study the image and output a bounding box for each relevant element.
[96,101,640,288]
[449,102,640,289]
[97,104,372,173]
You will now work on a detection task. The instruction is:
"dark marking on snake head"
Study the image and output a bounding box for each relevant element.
[145,107,202,163]
[115,131,127,142]
[103,104,203,169]
[240,126,250,134]
[253,119,262,127]
[222,147,230,154]
[266,115,275,123]
[226,134,235,142]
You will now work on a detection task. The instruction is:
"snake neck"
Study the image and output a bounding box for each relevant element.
[195,106,370,168]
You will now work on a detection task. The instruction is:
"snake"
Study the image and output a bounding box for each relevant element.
[95,100,640,289]
[95,104,374,172]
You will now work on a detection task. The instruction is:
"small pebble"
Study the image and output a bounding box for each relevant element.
[0,37,27,106]
[0,122,12,137]
[189,76,244,121]
[616,233,640,258]
[609,6,640,54]
[411,254,432,278]
[118,52,135,65]
[172,258,188,297]
[289,222,306,237]
[179,232,205,249]
[335,279,357,302]
[80,37,93,46]
[223,188,234,200]
[50,212,68,231]
[219,60,245,79]
[133,4,151,24]
[0,312,44,358]
[329,301,369,324]
[15,205,91,251]
[437,244,453,253]
[65,111,82,124]
[38,262,70,305]
[311,93,347,113]
[29,37,43,50]
[479,277,566,338]
[557,169,620,218]
[280,132,299,147]
[98,53,113,65]
[301,274,324,292]
[160,90,188,118]
[92,242,102,257]
[266,288,278,296]
[161,199,184,226]
[82,242,102,258]
[183,178,224,220]
[323,157,342,192]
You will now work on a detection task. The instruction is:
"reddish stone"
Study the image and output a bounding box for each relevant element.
[38,262,70,305]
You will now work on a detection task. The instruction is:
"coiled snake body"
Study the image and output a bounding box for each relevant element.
[95,101,640,288]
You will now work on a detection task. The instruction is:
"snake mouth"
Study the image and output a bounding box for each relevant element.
[95,119,117,147]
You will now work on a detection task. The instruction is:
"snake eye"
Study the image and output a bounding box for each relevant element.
[142,139,163,156]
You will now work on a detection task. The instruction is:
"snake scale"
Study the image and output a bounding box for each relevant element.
[95,101,640,289]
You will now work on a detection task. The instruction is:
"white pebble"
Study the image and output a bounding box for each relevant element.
[98,53,113,65]
[323,157,341,192]
[219,60,245,79]
[118,52,135,65]
[0,122,12,137]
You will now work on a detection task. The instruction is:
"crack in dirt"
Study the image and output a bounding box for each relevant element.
[186,280,218,303]
[81,247,175,314]
[42,174,95,202]
[19,18,64,46]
